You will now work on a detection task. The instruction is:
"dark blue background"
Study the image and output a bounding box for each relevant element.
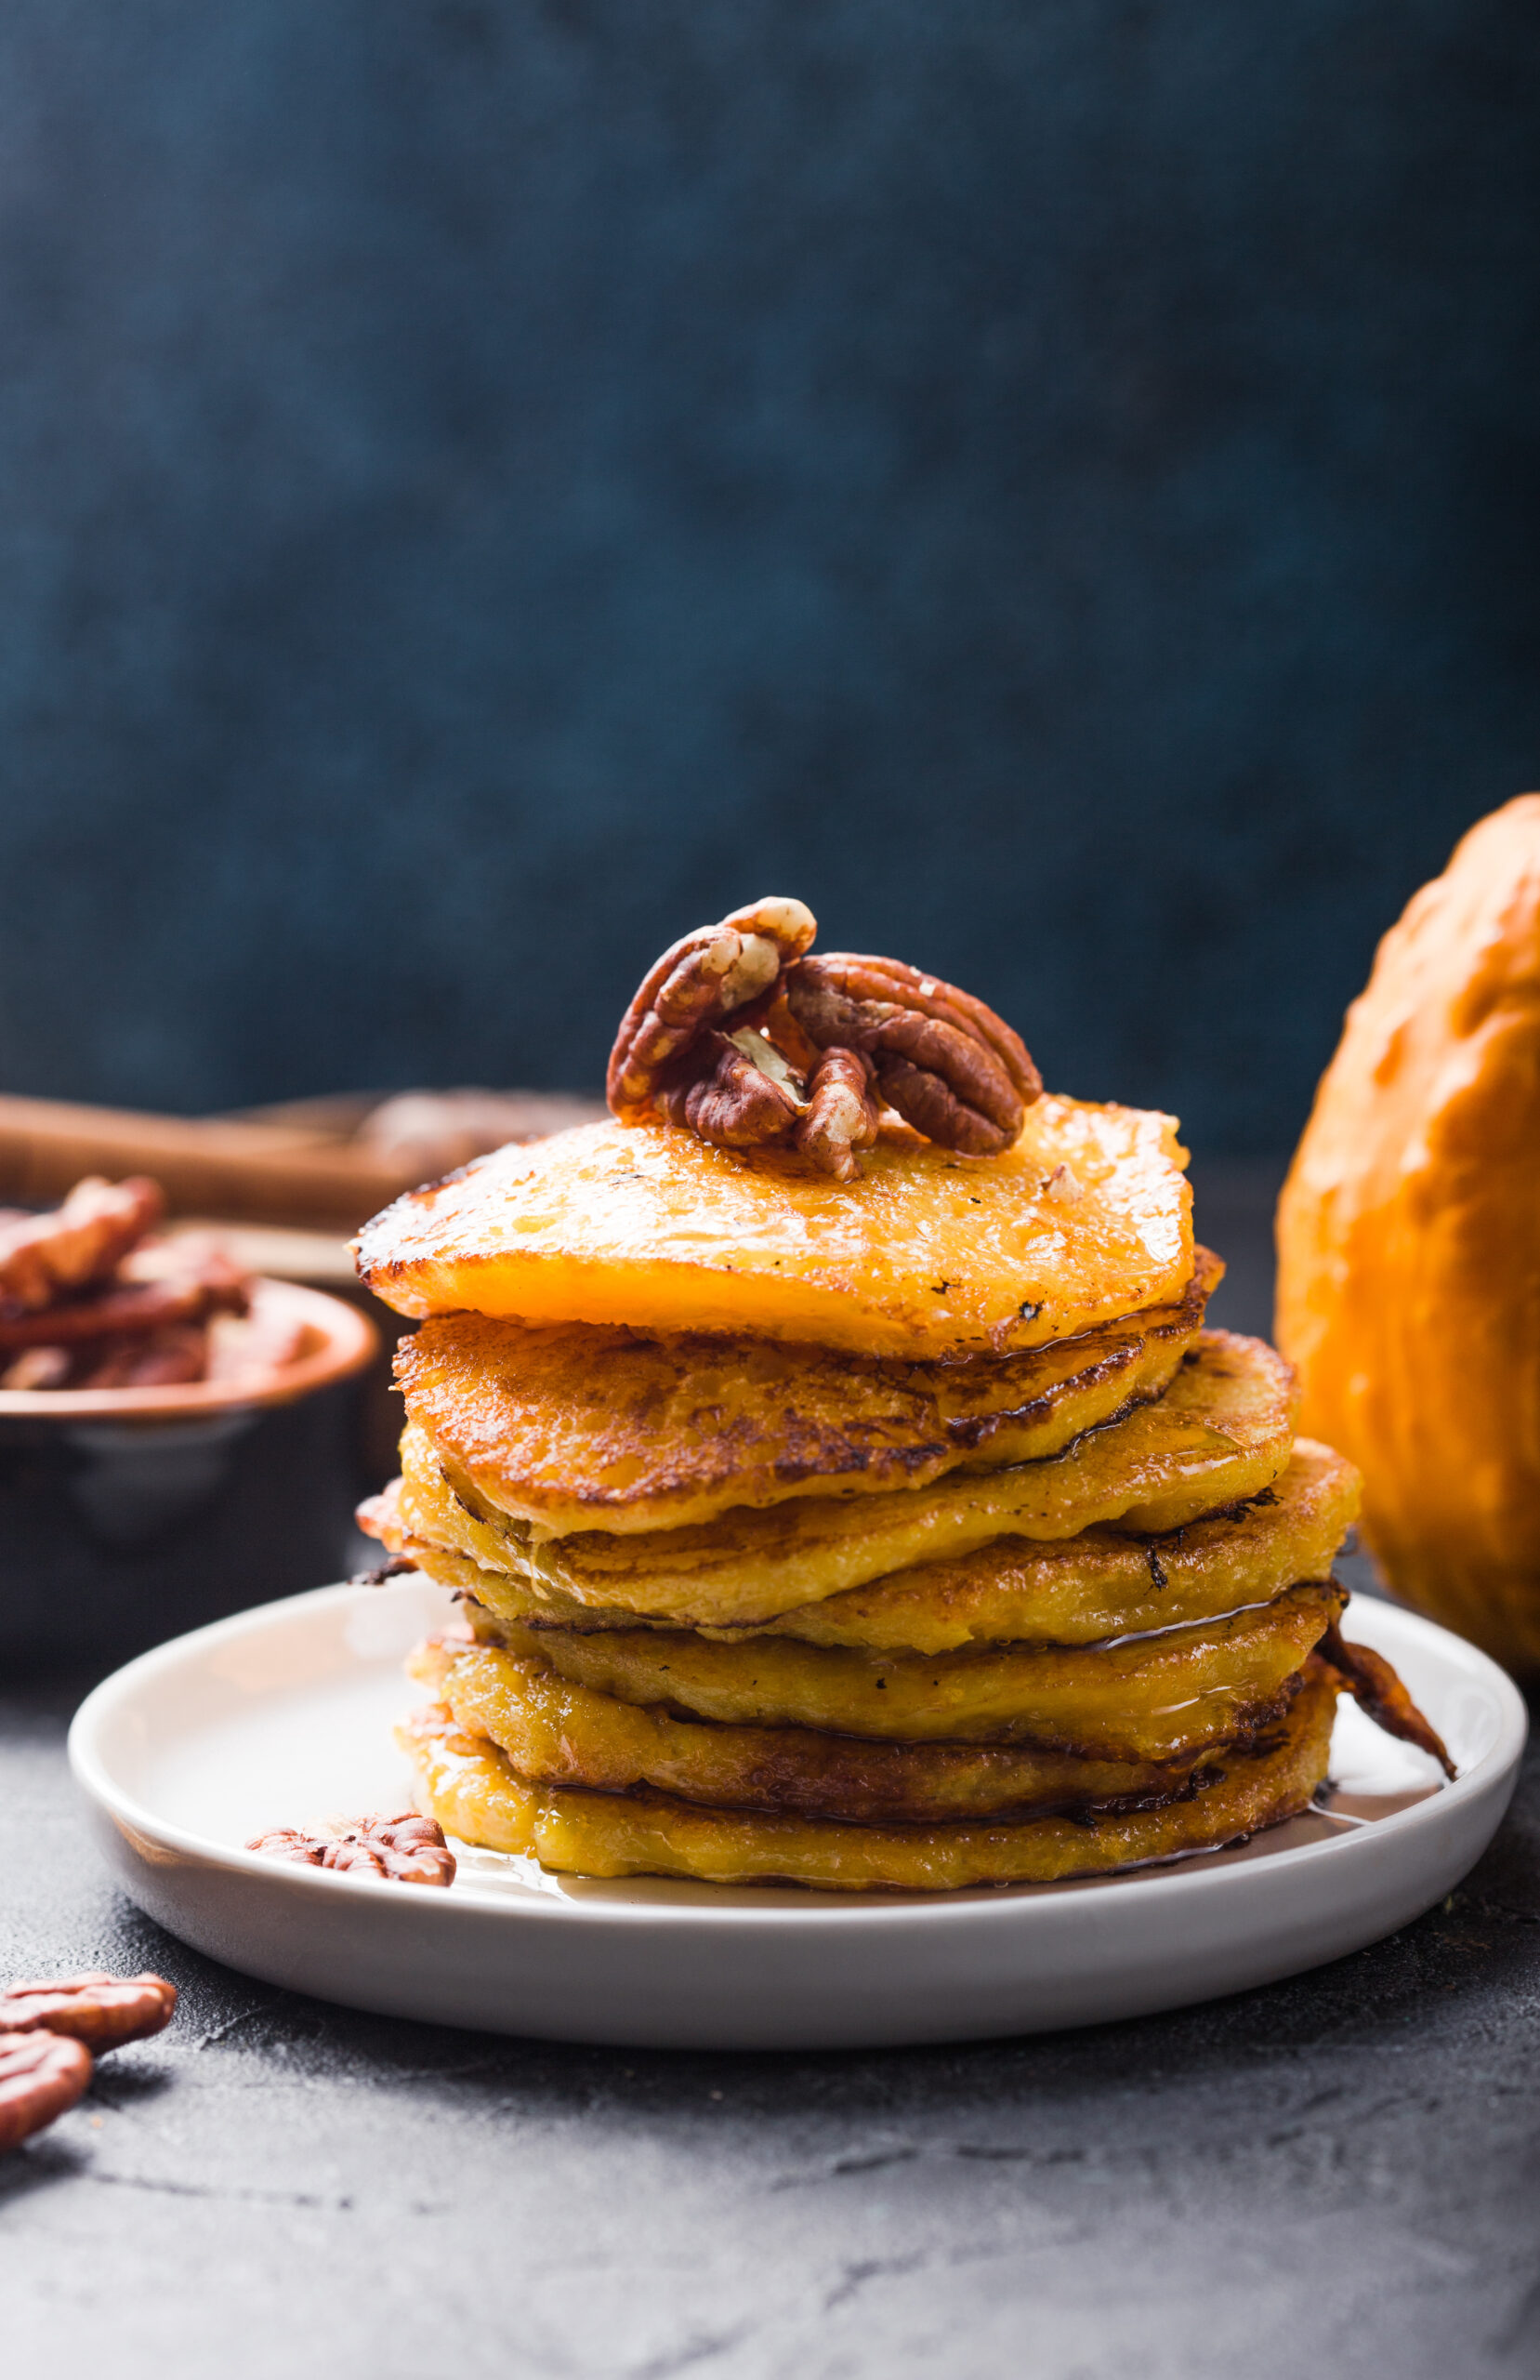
[2,2,1536,1151]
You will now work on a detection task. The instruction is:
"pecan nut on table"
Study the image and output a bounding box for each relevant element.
[0,1970,178,2053]
[246,1812,457,1886]
[605,896,1041,1177]
[0,2033,94,2153]
[0,1969,178,2154]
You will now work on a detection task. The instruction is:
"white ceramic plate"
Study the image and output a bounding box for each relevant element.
[70,1579,1526,2050]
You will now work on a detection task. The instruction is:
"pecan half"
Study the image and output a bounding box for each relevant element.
[783,954,1041,1155]
[72,1324,211,1390]
[0,1252,251,1356]
[0,2031,93,2152]
[656,1029,801,1149]
[795,1046,880,1182]
[0,1971,178,2052]
[0,1346,70,1390]
[0,1176,165,1315]
[606,897,818,1124]
[247,1813,456,1886]
[0,1285,209,1354]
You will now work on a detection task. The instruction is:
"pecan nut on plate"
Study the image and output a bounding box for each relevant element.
[605,894,1041,1175]
[0,1971,178,2053]
[247,1812,456,1886]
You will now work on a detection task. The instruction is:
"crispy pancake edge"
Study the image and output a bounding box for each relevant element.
[363,1436,1357,1653]
[398,1250,1223,1534]
[467,1579,1344,1763]
[388,1331,1298,1626]
[357,1101,1192,1359]
[416,1634,1265,1823]
[401,1659,1338,1890]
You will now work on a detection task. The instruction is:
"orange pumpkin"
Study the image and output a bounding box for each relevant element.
[1275,794,1540,1671]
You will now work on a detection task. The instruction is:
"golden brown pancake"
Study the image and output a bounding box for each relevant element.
[413,1635,1263,1823]
[355,1099,1192,1359]
[365,1436,1355,1654]
[388,1331,1296,1628]
[467,1580,1341,1763]
[394,1250,1222,1536]
[401,1659,1339,1890]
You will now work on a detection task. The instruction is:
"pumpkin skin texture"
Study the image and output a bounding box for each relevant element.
[1275,794,1540,1672]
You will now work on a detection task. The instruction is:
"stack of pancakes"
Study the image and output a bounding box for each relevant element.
[355,1094,1393,1891]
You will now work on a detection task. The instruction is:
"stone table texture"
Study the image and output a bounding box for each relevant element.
[5,1176,1540,2377]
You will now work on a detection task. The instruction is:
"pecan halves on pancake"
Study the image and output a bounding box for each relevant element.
[0,2031,93,2152]
[606,897,818,1124]
[247,1813,457,1885]
[0,1175,165,1314]
[783,955,1042,1155]
[1319,1618,1456,1779]
[0,1972,177,2052]
[657,1029,802,1149]
[796,1045,880,1181]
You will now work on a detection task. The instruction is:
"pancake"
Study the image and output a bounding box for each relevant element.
[467,1580,1341,1762]
[364,1437,1355,1654]
[355,1098,1192,1359]
[414,1635,1262,1822]
[390,1330,1296,1628]
[394,1250,1222,1536]
[400,1659,1339,1890]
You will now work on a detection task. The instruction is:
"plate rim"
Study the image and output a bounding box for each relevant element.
[67,1577,1530,1934]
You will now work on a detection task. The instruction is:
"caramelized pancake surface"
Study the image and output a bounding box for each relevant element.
[401,1661,1337,1890]
[413,1637,1231,1822]
[356,1100,1191,1358]
[391,1331,1296,1627]
[473,1580,1340,1762]
[366,1438,1356,1653]
[399,1250,1221,1535]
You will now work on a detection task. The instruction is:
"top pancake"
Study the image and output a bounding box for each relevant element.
[355,1097,1192,1358]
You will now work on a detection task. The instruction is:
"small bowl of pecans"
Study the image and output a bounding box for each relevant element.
[0,1174,375,1412]
[0,1175,376,1669]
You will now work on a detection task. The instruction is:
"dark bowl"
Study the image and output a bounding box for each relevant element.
[0,1279,377,1673]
